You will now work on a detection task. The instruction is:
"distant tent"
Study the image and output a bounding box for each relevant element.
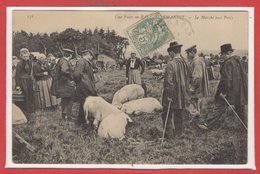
[97,54,116,68]
[97,54,116,63]
[12,104,27,125]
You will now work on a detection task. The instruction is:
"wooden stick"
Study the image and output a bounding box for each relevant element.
[161,101,172,145]
[13,131,36,152]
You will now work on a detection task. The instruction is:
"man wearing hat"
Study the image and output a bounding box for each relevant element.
[73,49,98,125]
[51,48,75,120]
[205,44,248,128]
[125,52,145,85]
[161,41,190,139]
[185,45,209,117]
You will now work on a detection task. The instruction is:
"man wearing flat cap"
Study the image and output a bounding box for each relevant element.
[186,45,209,118]
[73,49,98,125]
[162,41,190,139]
[205,44,248,128]
[51,48,75,120]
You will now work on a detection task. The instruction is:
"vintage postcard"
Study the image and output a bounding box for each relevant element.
[6,7,254,169]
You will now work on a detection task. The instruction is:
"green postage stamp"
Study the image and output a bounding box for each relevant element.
[126,12,173,57]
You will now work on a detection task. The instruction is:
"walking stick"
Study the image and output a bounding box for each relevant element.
[161,100,172,145]
[221,95,248,131]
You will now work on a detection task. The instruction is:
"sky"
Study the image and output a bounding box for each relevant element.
[13,10,249,56]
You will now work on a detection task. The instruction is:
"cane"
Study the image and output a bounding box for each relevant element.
[220,95,248,131]
[161,100,172,145]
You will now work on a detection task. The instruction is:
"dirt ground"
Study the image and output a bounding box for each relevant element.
[12,69,247,164]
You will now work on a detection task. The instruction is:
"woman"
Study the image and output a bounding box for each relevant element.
[32,53,59,110]
[15,48,34,113]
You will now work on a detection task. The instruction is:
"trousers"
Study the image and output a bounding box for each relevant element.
[206,102,247,128]
[60,97,73,118]
[161,104,184,139]
[78,100,86,124]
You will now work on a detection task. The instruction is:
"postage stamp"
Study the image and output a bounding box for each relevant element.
[126,12,173,57]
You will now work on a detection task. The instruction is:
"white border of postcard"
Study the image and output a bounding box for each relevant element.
[5,6,255,169]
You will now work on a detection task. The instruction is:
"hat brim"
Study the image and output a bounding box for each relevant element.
[167,45,183,52]
[220,49,235,54]
[62,49,74,54]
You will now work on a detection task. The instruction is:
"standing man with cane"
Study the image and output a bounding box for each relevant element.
[161,42,190,140]
[73,50,98,126]
[204,43,248,129]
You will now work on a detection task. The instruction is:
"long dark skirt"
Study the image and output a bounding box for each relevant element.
[34,78,60,109]
[17,78,34,113]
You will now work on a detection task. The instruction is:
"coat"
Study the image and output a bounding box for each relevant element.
[50,57,75,98]
[125,57,145,77]
[73,58,97,101]
[162,56,191,109]
[215,55,248,106]
[15,59,34,113]
[189,56,209,98]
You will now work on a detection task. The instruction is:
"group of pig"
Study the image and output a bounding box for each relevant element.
[83,84,163,139]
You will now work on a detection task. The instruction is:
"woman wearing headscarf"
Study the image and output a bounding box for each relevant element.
[15,48,34,113]
[32,53,59,110]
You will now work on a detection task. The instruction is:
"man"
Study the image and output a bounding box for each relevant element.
[51,48,75,120]
[73,50,98,125]
[162,42,190,139]
[186,45,209,116]
[241,56,248,74]
[206,43,248,128]
[126,52,145,85]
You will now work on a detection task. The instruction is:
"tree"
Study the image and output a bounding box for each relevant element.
[12,30,29,56]
[34,33,49,55]
[57,28,83,57]
[50,31,63,56]
[99,28,105,38]
[12,27,129,60]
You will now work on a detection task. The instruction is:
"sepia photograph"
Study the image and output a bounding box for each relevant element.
[6,7,254,169]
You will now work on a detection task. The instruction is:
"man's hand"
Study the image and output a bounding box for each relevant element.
[43,72,48,75]
[167,97,173,102]
[220,93,227,99]
[16,86,21,91]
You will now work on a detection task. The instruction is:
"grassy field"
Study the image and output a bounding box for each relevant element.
[12,69,247,164]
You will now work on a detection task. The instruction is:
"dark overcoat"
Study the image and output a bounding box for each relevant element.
[215,55,248,106]
[73,58,97,101]
[162,56,191,109]
[51,57,75,98]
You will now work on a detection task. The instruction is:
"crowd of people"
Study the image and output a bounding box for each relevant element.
[12,41,248,140]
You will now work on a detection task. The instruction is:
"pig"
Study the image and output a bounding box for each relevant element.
[112,84,145,109]
[98,112,133,139]
[121,97,163,115]
[149,69,165,76]
[12,104,27,125]
[84,96,121,128]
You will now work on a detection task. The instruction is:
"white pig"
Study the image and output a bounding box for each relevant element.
[121,97,163,115]
[112,84,145,109]
[84,96,121,127]
[98,112,133,139]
